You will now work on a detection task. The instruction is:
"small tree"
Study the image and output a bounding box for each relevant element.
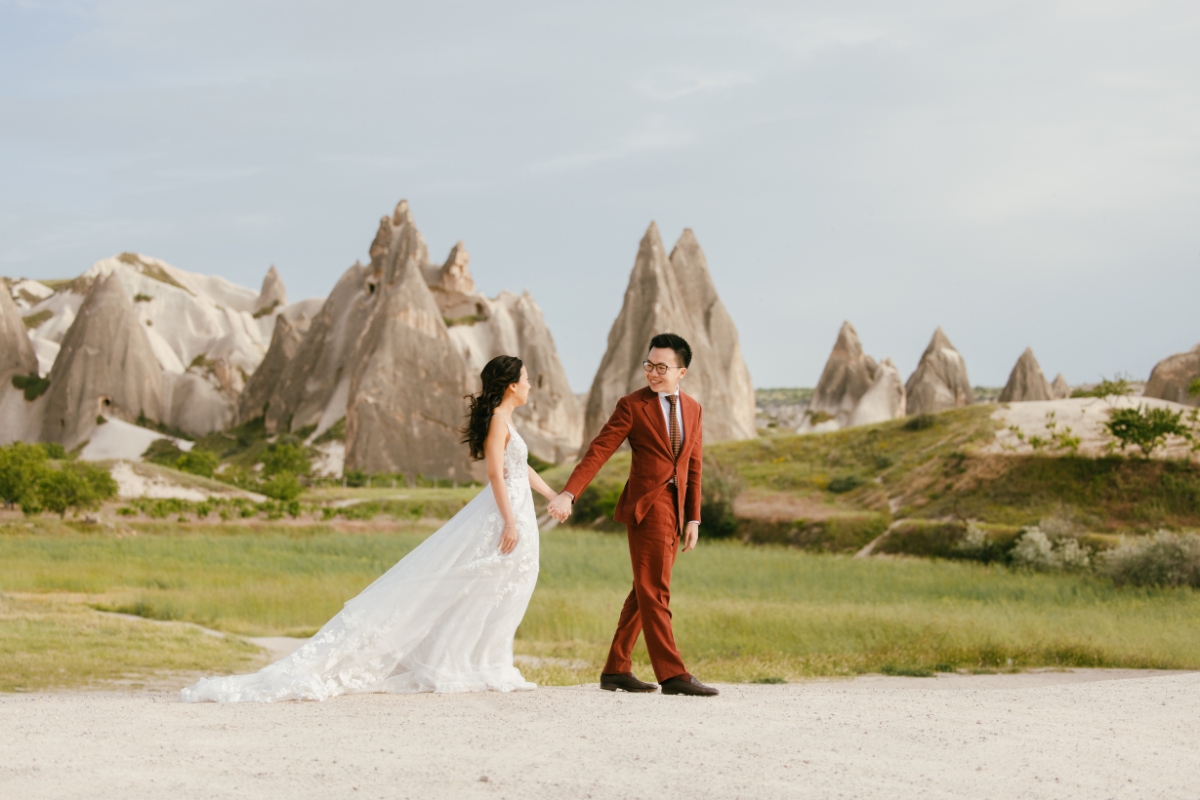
[0,442,49,512]
[1105,405,1190,458]
[262,440,311,477]
[176,448,219,478]
[37,462,117,518]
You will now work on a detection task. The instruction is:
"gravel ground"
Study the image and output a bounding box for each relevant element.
[2,670,1197,799]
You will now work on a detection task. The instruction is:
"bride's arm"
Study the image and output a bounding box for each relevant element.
[527,466,558,501]
[485,417,519,555]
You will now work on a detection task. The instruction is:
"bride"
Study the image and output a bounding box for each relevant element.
[182,355,562,702]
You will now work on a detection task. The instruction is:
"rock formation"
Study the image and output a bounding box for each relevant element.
[40,273,166,448]
[10,253,287,437]
[808,322,878,426]
[581,223,756,448]
[0,281,38,381]
[255,200,578,477]
[429,243,582,463]
[235,300,322,425]
[998,348,1052,403]
[1144,343,1200,407]
[253,265,287,316]
[847,358,906,427]
[1050,373,1071,399]
[905,328,975,416]
[345,228,474,479]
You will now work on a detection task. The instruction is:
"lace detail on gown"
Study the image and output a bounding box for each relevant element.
[181,420,539,702]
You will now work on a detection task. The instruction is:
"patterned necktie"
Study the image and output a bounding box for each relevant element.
[667,394,681,461]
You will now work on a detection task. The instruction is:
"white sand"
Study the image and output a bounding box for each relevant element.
[2,671,1197,799]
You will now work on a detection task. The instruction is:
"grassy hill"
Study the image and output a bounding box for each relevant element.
[544,404,1200,553]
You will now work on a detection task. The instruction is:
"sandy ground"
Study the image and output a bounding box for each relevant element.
[2,669,1197,800]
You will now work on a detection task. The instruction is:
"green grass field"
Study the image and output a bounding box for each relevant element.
[3,518,1199,690]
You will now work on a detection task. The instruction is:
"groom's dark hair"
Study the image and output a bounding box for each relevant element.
[649,333,692,368]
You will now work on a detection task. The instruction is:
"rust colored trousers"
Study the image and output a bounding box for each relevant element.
[602,484,688,683]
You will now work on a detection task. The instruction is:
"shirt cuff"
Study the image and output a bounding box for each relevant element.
[687,520,700,526]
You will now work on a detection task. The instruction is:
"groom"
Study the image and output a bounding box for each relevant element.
[548,333,718,697]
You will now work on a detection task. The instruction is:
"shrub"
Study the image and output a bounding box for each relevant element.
[573,482,625,528]
[344,469,367,488]
[262,439,310,477]
[142,438,185,467]
[904,414,936,431]
[1099,531,1200,588]
[260,472,303,501]
[1105,406,1191,458]
[0,442,48,511]
[527,453,554,473]
[37,462,117,518]
[1009,526,1092,572]
[827,475,863,494]
[1072,377,1132,399]
[699,457,743,539]
[11,372,50,401]
[38,442,67,459]
[1190,377,1200,398]
[175,448,218,478]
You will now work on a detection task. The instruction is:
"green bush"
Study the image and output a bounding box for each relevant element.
[11,372,49,401]
[260,472,303,501]
[699,457,743,539]
[1105,405,1191,458]
[262,439,310,477]
[1099,531,1200,588]
[904,414,936,431]
[1072,377,1132,399]
[175,448,218,478]
[573,482,625,528]
[142,438,185,467]
[344,469,367,488]
[827,475,863,493]
[37,462,116,518]
[0,442,48,511]
[527,453,554,473]
[739,513,888,552]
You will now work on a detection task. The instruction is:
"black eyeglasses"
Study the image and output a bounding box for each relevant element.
[642,360,681,375]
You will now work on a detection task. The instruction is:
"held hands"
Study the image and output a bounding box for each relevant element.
[682,521,700,553]
[499,523,519,555]
[546,491,573,523]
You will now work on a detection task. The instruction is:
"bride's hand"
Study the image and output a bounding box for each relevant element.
[499,523,519,555]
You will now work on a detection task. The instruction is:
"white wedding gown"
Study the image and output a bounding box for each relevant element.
[181,420,539,702]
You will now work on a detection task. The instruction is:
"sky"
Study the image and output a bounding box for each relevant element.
[2,0,1199,392]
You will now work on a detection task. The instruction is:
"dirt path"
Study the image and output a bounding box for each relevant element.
[3,671,1197,799]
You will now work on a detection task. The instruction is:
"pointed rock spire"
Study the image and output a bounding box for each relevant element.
[253,265,287,316]
[1050,373,1071,400]
[905,327,974,416]
[41,273,164,447]
[809,321,879,425]
[0,281,38,381]
[847,358,906,427]
[1144,343,1200,407]
[580,223,756,447]
[998,347,1052,403]
[345,255,472,478]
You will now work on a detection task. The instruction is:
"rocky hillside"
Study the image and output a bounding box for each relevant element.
[2,255,303,450]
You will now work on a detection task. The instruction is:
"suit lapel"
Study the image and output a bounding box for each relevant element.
[641,389,672,454]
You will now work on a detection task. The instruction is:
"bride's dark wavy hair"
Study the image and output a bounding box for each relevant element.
[461,355,524,460]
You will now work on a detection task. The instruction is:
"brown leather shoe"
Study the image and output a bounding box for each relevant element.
[599,672,658,692]
[660,675,719,697]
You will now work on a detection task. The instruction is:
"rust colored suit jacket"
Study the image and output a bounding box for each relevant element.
[564,386,702,531]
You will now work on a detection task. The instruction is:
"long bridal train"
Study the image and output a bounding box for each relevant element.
[181,422,539,703]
